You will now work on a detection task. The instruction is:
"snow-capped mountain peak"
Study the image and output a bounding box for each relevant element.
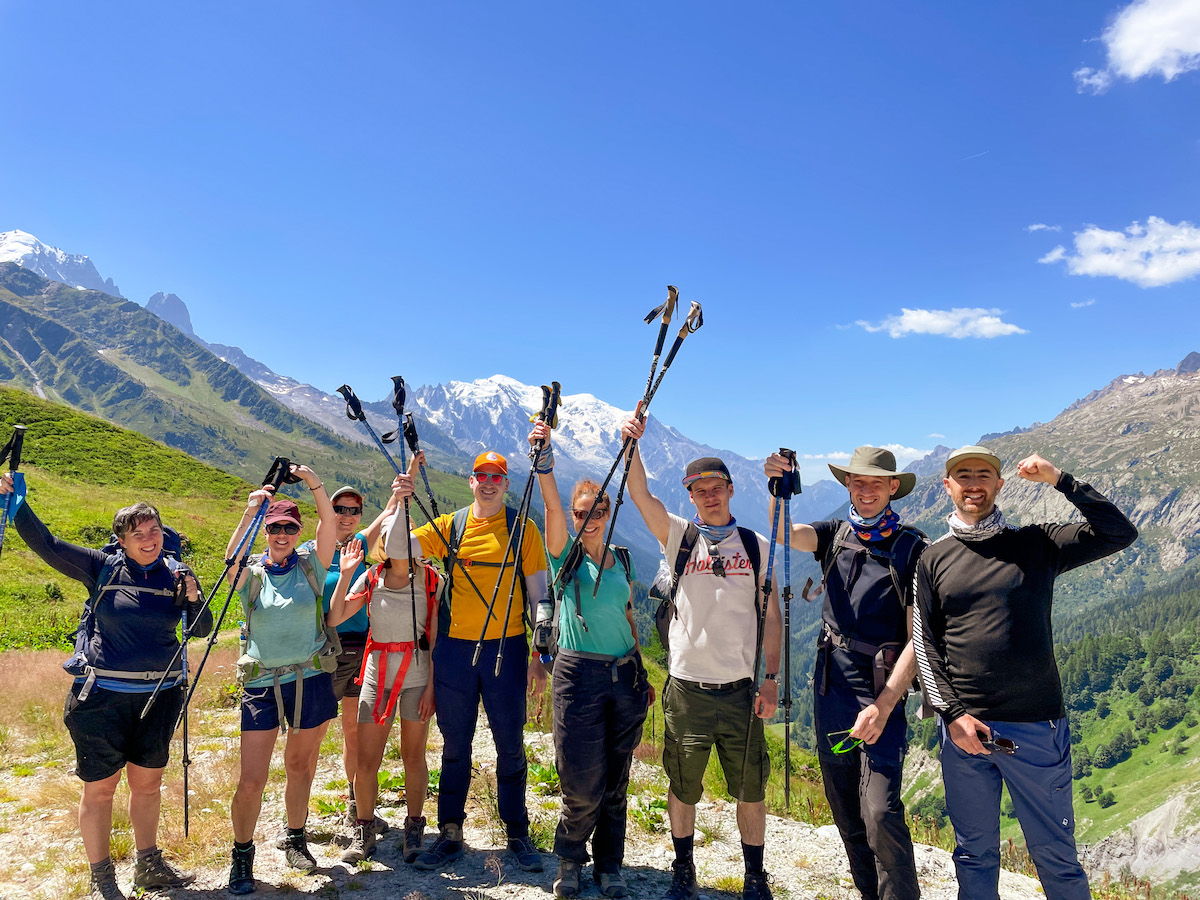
[0,229,122,296]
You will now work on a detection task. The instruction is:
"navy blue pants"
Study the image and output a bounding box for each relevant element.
[940,717,1088,900]
[551,651,648,869]
[433,635,530,835]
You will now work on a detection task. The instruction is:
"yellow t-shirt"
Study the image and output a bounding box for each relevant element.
[416,508,546,641]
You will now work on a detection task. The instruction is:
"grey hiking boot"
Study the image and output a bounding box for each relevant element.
[346,801,389,835]
[412,821,464,871]
[228,844,255,895]
[341,822,377,864]
[507,834,544,872]
[282,830,318,873]
[88,859,126,900]
[597,869,629,898]
[132,847,196,889]
[661,859,699,900]
[742,869,774,900]
[400,815,426,863]
[553,858,582,897]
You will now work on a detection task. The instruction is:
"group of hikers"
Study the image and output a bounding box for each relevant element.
[0,411,1136,900]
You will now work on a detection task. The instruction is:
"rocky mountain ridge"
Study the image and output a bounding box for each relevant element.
[0,229,121,297]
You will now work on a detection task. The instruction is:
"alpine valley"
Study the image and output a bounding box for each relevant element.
[2,231,1200,890]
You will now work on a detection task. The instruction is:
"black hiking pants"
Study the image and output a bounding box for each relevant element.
[551,650,648,870]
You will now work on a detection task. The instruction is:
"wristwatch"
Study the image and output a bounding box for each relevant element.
[764,672,780,684]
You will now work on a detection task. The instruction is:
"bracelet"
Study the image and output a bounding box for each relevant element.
[310,482,325,492]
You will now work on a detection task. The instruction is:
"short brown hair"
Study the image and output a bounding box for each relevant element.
[112,502,163,539]
[571,479,609,511]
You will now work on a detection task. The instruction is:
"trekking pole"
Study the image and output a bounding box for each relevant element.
[337,383,495,617]
[386,377,422,656]
[740,469,782,802]
[591,297,703,599]
[770,449,801,809]
[0,424,27,563]
[180,601,191,836]
[473,382,560,674]
[175,457,299,722]
[402,413,440,519]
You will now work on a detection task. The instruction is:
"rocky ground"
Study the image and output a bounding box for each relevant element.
[0,712,1050,900]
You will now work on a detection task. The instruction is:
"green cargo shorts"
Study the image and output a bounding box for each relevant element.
[661,676,769,805]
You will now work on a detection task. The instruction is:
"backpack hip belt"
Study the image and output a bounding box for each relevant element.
[357,638,417,724]
[77,666,182,702]
[817,622,899,698]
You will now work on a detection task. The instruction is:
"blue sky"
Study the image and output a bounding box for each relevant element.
[2,1,1198,485]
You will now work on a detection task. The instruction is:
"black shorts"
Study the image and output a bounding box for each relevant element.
[331,634,368,701]
[63,683,184,783]
[241,672,337,732]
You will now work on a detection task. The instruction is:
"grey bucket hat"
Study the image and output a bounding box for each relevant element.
[828,447,916,499]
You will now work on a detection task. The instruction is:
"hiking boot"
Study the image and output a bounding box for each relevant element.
[282,830,318,874]
[88,859,126,900]
[345,801,390,836]
[412,822,463,871]
[507,834,544,872]
[553,858,582,897]
[132,847,196,890]
[742,869,775,900]
[228,844,256,896]
[400,815,426,864]
[597,869,629,898]
[341,822,377,864]
[661,859,699,900]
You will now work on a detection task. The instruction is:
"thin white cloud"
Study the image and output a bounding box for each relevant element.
[1039,216,1200,287]
[856,308,1028,339]
[928,433,946,439]
[1074,0,1200,93]
[1070,298,1096,308]
[804,445,931,471]
[1026,223,1062,232]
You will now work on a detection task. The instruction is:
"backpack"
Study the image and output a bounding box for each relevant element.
[62,550,191,696]
[541,540,633,669]
[808,521,927,605]
[438,506,531,637]
[653,523,762,655]
[238,545,342,685]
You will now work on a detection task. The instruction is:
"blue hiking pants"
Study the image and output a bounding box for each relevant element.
[939,717,1088,900]
[433,635,530,835]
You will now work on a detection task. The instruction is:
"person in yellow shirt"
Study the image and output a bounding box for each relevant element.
[385,449,549,873]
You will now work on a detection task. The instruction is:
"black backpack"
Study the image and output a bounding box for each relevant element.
[653,522,762,654]
[809,521,927,604]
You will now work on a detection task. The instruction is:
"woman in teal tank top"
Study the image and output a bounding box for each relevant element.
[529,422,652,899]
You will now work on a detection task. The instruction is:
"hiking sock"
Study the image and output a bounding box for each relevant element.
[287,827,306,840]
[90,857,114,876]
[135,846,159,860]
[741,842,764,874]
[234,840,254,853]
[672,834,695,865]
[357,819,372,827]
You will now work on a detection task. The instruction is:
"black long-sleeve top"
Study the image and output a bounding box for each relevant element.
[914,472,1136,723]
[14,501,212,677]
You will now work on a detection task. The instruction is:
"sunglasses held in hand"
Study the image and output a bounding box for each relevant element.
[979,735,1018,754]
[828,729,864,754]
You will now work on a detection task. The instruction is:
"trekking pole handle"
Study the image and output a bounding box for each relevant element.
[769,448,801,499]
[402,413,420,454]
[336,384,366,422]
[5,425,26,472]
[546,381,561,428]
[391,376,406,416]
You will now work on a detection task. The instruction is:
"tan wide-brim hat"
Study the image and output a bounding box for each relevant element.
[828,446,916,500]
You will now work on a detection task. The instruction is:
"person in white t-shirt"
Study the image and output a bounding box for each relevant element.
[620,414,781,900]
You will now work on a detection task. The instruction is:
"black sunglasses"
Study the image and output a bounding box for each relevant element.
[333,504,362,516]
[265,523,301,535]
[980,735,1018,755]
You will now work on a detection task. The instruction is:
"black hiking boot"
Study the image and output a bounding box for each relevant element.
[282,829,318,873]
[742,869,774,900]
[400,815,426,863]
[412,822,463,871]
[661,859,699,900]
[507,834,544,872]
[228,844,256,895]
[132,847,196,889]
[88,858,126,900]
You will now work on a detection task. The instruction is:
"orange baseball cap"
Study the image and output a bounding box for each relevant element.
[473,450,508,475]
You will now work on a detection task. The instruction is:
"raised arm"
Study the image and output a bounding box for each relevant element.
[327,539,368,626]
[619,412,670,546]
[2,473,105,588]
[292,465,335,569]
[529,421,568,557]
[359,488,402,562]
[226,488,273,591]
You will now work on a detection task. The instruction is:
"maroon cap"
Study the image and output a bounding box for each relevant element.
[264,499,302,527]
